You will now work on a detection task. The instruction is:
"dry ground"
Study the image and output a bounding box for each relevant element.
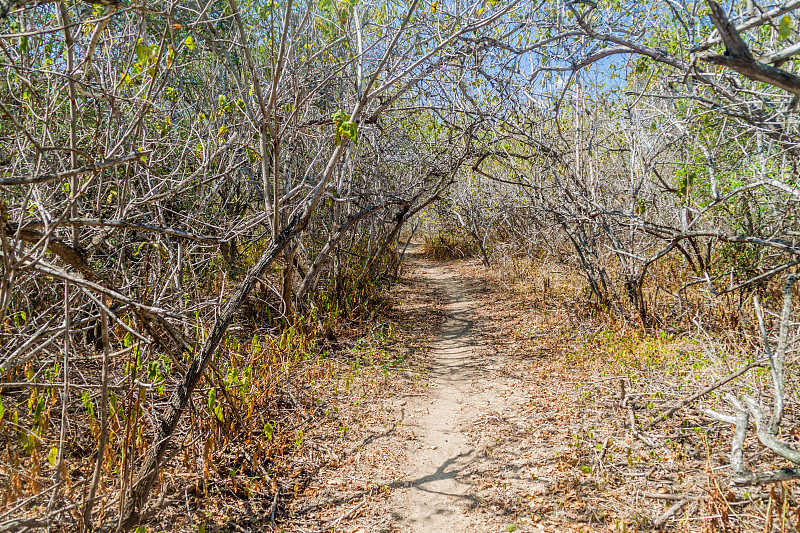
[144,248,800,532]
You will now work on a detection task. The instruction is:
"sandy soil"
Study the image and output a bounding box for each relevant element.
[386,259,481,532]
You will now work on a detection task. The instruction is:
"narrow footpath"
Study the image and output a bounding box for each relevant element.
[388,261,480,531]
[292,247,769,533]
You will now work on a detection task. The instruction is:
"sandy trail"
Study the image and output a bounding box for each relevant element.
[390,259,481,532]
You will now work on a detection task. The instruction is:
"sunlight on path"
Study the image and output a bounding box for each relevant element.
[391,262,480,532]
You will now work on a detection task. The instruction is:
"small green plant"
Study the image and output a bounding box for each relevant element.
[332,110,358,146]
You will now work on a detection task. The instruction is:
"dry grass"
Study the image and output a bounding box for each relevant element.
[452,254,800,532]
[0,259,437,533]
[22,249,793,532]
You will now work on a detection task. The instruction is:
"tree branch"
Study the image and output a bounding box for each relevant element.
[698,1,800,95]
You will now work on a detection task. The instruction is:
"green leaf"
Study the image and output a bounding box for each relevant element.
[331,110,358,146]
[48,446,58,467]
[21,432,32,453]
[82,390,95,418]
[109,393,118,417]
[0,397,4,423]
[207,388,216,412]
[152,241,169,259]
[135,40,149,62]
[779,15,792,38]
[208,388,224,421]
[148,360,158,382]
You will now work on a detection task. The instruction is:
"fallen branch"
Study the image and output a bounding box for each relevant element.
[644,360,765,429]
[735,467,800,485]
[313,492,372,533]
[643,492,700,502]
[0,519,49,532]
[709,278,800,485]
[653,498,689,528]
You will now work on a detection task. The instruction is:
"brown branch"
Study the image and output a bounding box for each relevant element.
[12,226,108,283]
[698,1,800,95]
[14,218,224,244]
[0,152,146,186]
[1,0,126,20]
[18,256,180,318]
[735,467,800,485]
[653,499,690,528]
[691,0,800,54]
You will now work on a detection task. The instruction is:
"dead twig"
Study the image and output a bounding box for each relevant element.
[654,498,690,528]
[643,492,700,501]
[644,360,766,429]
[313,491,372,532]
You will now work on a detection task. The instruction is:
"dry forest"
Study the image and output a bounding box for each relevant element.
[2,0,800,531]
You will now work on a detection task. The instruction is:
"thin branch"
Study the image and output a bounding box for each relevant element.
[0,152,147,186]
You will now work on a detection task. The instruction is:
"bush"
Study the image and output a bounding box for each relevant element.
[422,230,480,261]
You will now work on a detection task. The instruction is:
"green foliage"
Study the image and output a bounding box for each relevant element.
[318,0,359,30]
[779,15,793,39]
[332,110,358,146]
[82,390,95,419]
[207,388,224,422]
[48,446,58,467]
[676,170,695,199]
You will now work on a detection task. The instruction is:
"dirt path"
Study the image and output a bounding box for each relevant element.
[317,249,587,533]
[388,260,480,531]
[286,249,785,533]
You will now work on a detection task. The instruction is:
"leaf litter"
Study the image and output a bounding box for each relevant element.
[143,250,800,532]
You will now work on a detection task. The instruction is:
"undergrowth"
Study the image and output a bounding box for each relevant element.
[421,230,480,261]
[461,247,800,532]
[0,249,408,531]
